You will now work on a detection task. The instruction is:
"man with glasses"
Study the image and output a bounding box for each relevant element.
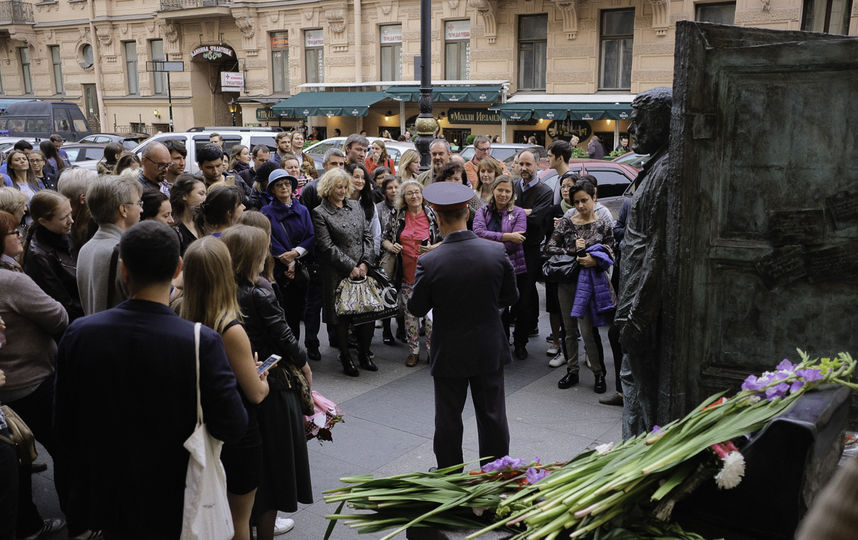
[138,142,172,196]
[464,136,508,186]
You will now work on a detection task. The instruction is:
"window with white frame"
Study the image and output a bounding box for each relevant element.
[304,30,324,84]
[19,47,31,94]
[50,45,64,94]
[380,25,402,81]
[150,39,166,95]
[124,41,138,95]
[445,20,470,80]
[801,0,853,34]
[695,2,736,24]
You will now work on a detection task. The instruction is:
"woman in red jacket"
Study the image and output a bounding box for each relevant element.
[364,140,395,176]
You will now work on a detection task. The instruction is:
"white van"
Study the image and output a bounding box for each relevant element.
[131,131,279,174]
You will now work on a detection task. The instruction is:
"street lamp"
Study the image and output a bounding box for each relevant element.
[415,0,438,171]
[228,98,239,126]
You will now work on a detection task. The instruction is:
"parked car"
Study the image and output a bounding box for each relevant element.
[304,136,415,175]
[79,133,149,149]
[0,101,92,141]
[0,137,38,156]
[61,143,108,172]
[131,131,280,174]
[543,159,639,218]
[459,143,543,166]
[611,152,650,170]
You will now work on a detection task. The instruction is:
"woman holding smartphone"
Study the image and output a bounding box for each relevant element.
[179,236,269,540]
[222,224,312,540]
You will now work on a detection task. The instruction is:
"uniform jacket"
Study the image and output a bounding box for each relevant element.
[54,300,247,538]
[312,198,375,322]
[472,205,527,275]
[407,230,518,378]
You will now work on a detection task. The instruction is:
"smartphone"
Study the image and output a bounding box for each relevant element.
[420,238,430,247]
[257,354,281,375]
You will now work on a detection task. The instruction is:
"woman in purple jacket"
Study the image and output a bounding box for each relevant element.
[473,175,527,341]
[261,169,315,342]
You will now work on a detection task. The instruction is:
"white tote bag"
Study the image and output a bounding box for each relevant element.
[180,323,234,540]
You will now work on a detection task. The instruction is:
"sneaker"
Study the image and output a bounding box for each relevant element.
[274,516,295,536]
[22,519,65,540]
[548,353,565,368]
[545,333,555,343]
[546,345,559,356]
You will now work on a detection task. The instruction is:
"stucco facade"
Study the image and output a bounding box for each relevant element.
[0,0,854,142]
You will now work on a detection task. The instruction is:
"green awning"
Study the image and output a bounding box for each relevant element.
[271,91,389,117]
[490,102,633,121]
[385,85,502,103]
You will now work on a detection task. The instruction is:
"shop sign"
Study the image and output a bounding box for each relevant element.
[447,108,536,125]
[192,44,234,61]
[305,30,324,47]
[257,107,277,121]
[547,119,592,140]
[220,71,244,90]
[445,20,470,40]
[270,32,288,48]
[380,25,402,44]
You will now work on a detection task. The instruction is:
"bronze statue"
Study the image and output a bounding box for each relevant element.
[615,86,672,439]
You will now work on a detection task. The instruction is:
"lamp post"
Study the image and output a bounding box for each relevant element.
[414,0,437,171]
[228,98,239,126]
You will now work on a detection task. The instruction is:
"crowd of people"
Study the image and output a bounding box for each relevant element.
[0,127,631,539]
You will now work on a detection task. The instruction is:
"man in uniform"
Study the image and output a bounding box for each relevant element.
[408,182,518,470]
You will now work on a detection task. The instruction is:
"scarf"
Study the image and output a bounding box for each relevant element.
[561,199,573,214]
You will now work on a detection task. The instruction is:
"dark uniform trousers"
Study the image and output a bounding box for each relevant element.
[433,368,509,470]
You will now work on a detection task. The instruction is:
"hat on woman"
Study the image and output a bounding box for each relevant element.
[267,169,298,194]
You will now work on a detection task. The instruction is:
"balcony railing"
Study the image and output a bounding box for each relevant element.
[160,0,230,11]
[0,1,34,25]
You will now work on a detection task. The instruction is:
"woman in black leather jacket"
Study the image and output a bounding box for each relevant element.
[221,224,312,540]
[22,190,83,322]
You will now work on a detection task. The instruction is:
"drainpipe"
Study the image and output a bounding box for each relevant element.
[88,3,106,132]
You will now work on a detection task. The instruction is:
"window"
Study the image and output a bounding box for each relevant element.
[802,0,853,34]
[150,39,165,95]
[380,25,402,81]
[445,20,470,80]
[518,15,547,91]
[0,70,4,94]
[696,2,736,23]
[271,32,289,94]
[599,9,634,91]
[50,45,64,94]
[304,30,324,84]
[18,47,31,94]
[124,41,138,95]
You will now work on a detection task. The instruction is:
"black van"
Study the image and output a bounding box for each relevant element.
[0,101,92,142]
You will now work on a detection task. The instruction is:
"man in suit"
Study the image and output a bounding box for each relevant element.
[54,221,247,538]
[408,182,518,470]
[512,150,553,359]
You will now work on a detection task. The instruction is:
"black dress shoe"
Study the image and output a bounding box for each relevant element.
[382,332,395,345]
[599,392,624,406]
[359,355,378,372]
[513,344,528,360]
[339,354,359,377]
[594,374,607,394]
[558,372,579,389]
[306,345,321,361]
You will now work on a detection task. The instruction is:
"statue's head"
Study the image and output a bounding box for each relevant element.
[629,87,672,155]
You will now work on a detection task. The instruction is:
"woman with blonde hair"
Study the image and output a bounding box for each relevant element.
[365,140,395,176]
[0,187,27,224]
[222,224,312,540]
[180,236,270,540]
[475,156,503,203]
[312,168,376,375]
[22,190,83,321]
[398,149,420,181]
[228,144,251,177]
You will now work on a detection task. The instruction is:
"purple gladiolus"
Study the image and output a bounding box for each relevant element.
[789,380,805,394]
[776,359,794,371]
[765,382,790,400]
[526,467,549,484]
[742,375,765,392]
[796,368,823,382]
[481,456,527,473]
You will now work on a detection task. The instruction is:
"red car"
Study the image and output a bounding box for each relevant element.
[543,159,638,218]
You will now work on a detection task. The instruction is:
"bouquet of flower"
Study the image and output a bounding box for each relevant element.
[325,351,857,539]
[305,391,344,443]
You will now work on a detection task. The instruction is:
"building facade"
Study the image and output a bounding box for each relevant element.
[0,0,854,145]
